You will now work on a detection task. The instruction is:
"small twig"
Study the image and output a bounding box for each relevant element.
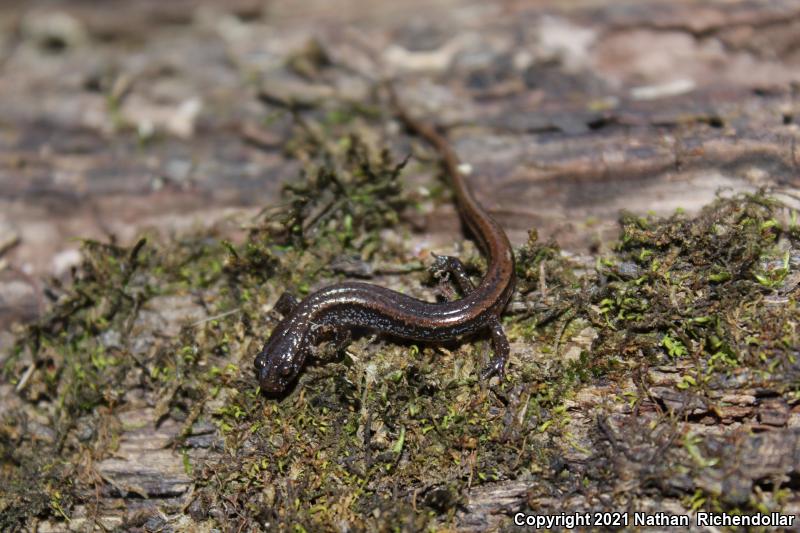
[552,309,576,358]
[190,308,241,328]
[15,363,36,393]
[0,231,20,257]
[538,262,547,298]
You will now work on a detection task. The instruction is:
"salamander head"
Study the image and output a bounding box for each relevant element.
[254,315,311,394]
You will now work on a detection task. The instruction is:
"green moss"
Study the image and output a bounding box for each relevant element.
[2,97,799,530]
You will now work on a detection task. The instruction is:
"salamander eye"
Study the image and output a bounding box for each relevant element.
[281,366,292,377]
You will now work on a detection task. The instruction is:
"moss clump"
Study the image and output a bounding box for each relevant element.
[593,195,798,388]
[514,193,800,520]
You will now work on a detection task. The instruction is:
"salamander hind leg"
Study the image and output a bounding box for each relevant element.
[431,254,476,297]
[480,317,510,381]
[432,254,509,381]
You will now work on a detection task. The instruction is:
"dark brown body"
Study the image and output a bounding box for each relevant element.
[254,101,515,393]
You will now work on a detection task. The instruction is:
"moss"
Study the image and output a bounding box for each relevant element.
[594,194,798,387]
[2,95,799,530]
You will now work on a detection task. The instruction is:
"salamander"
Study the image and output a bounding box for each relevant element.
[254,94,515,393]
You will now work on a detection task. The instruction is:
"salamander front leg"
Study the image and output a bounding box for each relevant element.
[329,327,352,353]
[431,254,510,380]
[274,292,300,315]
[310,324,352,359]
